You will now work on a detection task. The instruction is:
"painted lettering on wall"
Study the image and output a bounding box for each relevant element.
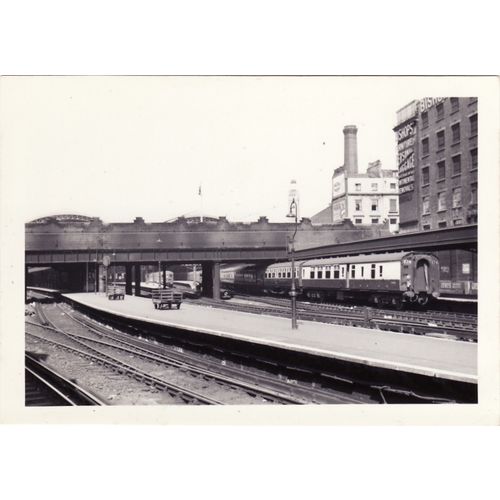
[395,119,417,195]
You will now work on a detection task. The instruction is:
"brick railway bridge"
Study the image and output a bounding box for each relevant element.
[25,214,477,299]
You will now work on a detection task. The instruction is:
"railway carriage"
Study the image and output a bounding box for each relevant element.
[294,252,440,307]
[224,251,440,309]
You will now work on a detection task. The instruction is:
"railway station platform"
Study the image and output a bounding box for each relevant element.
[62,293,477,385]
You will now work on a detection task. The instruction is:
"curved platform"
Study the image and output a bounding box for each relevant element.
[62,293,477,384]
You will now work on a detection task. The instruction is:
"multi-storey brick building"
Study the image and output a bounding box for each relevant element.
[312,125,400,232]
[394,97,478,233]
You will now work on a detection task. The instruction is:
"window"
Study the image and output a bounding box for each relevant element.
[371,264,376,279]
[287,271,291,278]
[317,270,323,279]
[437,160,446,180]
[325,270,331,279]
[436,102,444,120]
[354,218,363,224]
[390,182,396,189]
[451,123,460,143]
[422,224,431,230]
[379,265,383,277]
[470,148,478,170]
[422,166,430,185]
[438,221,447,228]
[422,137,429,155]
[355,199,362,211]
[452,155,461,175]
[437,130,445,149]
[351,265,356,278]
[452,187,462,208]
[389,218,397,224]
[333,266,340,279]
[470,183,478,205]
[422,111,428,128]
[360,267,364,278]
[469,114,478,136]
[371,218,379,224]
[371,183,378,192]
[355,183,361,191]
[341,267,345,278]
[438,191,447,211]
[389,198,397,212]
[453,219,463,226]
[422,196,430,214]
[450,98,459,113]
[371,199,378,211]
[309,270,315,279]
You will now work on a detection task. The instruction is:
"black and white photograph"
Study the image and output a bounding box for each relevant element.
[0,75,497,422]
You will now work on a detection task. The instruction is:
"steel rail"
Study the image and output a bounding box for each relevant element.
[26,327,222,405]
[25,353,106,406]
[58,306,363,404]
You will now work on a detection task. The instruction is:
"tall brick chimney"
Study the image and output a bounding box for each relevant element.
[343,125,358,177]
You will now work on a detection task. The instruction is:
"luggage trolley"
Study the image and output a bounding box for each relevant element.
[152,289,183,310]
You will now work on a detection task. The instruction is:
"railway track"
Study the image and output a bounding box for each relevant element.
[50,302,466,404]
[29,306,226,404]
[30,303,340,404]
[25,352,106,406]
[193,294,477,342]
[55,304,367,404]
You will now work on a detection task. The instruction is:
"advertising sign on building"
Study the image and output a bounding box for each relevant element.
[332,171,346,199]
[332,198,346,222]
[396,121,416,195]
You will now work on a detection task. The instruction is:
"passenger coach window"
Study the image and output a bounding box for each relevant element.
[318,270,323,279]
[333,266,340,279]
[325,270,331,279]
[287,271,291,278]
[379,265,383,277]
[371,264,376,279]
[310,270,315,279]
[351,265,356,278]
[361,267,364,277]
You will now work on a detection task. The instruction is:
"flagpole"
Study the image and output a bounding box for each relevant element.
[199,183,203,222]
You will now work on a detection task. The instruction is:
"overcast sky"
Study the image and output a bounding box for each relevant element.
[1,76,487,224]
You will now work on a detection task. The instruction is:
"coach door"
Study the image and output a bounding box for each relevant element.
[414,259,430,293]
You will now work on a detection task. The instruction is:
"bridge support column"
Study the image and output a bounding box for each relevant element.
[201,262,221,299]
[25,264,29,303]
[134,264,141,296]
[98,264,106,293]
[212,262,221,300]
[201,263,213,298]
[161,263,167,289]
[125,264,133,295]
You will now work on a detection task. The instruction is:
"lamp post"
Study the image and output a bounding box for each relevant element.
[287,198,299,329]
[157,237,162,288]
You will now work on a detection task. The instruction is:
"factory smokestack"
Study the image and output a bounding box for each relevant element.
[343,125,358,177]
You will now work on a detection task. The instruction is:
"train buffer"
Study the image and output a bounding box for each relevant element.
[152,289,183,310]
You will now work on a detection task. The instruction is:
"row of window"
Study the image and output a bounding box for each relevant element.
[353,182,397,192]
[354,198,398,212]
[354,218,398,225]
[266,264,386,280]
[421,116,477,155]
[421,149,477,185]
[421,99,477,128]
[265,269,299,279]
[422,183,477,213]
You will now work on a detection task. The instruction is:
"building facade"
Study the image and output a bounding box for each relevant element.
[394,97,478,232]
[331,161,399,232]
